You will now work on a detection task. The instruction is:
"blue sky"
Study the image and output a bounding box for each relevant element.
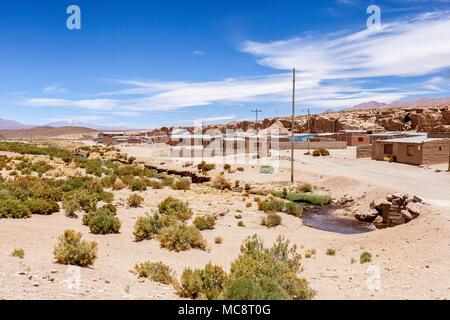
[0,0,449,129]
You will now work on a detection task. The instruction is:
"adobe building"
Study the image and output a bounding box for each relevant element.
[372,136,450,165]
[333,130,370,146]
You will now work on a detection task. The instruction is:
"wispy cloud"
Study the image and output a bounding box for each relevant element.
[241,11,450,79]
[192,50,205,55]
[24,98,118,110]
[43,84,69,94]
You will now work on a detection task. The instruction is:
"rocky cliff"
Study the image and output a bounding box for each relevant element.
[151,105,450,135]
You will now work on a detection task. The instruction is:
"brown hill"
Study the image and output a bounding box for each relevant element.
[0,126,98,139]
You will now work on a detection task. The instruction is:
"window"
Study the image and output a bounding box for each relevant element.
[439,147,442,151]
[358,137,364,142]
[407,145,414,157]
[384,144,393,155]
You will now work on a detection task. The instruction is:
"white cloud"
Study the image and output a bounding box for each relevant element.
[192,50,204,55]
[177,115,236,124]
[43,84,69,94]
[42,115,106,122]
[24,98,118,110]
[241,11,450,79]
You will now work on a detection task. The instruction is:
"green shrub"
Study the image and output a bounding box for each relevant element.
[360,251,372,264]
[197,161,215,172]
[283,201,303,217]
[178,263,227,299]
[0,199,31,219]
[171,178,191,191]
[99,191,114,203]
[219,235,315,300]
[131,179,147,191]
[223,164,231,171]
[237,221,245,227]
[237,167,244,171]
[11,248,24,259]
[63,189,98,214]
[63,198,80,218]
[215,236,223,244]
[24,198,59,215]
[312,149,321,157]
[133,213,178,241]
[132,261,175,284]
[261,212,282,228]
[193,214,216,230]
[158,223,207,252]
[128,193,144,208]
[319,148,330,156]
[53,230,98,267]
[286,192,330,205]
[146,179,163,189]
[369,200,376,209]
[326,248,336,256]
[158,197,192,221]
[261,199,285,213]
[85,210,121,235]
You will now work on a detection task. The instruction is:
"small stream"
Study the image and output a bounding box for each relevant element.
[302,206,375,234]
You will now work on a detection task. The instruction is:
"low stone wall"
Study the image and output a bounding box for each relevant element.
[356,144,372,158]
[274,141,347,150]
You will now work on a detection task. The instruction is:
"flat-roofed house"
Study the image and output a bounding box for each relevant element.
[372,136,449,165]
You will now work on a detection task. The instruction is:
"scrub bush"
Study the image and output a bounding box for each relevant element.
[128,193,144,208]
[132,261,175,284]
[158,197,192,221]
[193,214,216,230]
[158,223,207,252]
[53,230,98,267]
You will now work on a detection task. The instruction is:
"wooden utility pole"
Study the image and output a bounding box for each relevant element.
[291,68,295,184]
[251,109,262,132]
[307,107,310,154]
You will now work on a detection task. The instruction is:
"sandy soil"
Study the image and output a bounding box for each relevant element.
[0,145,449,300]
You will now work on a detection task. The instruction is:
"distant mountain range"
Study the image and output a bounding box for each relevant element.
[0,118,129,131]
[343,97,450,111]
[45,120,129,131]
[0,119,35,130]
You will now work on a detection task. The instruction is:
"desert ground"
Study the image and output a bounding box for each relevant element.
[0,143,449,300]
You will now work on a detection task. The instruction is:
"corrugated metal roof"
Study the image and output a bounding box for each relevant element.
[381,136,445,144]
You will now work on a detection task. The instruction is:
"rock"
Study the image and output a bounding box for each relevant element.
[401,210,413,222]
[32,282,39,287]
[386,194,393,202]
[355,209,378,222]
[413,195,426,203]
[392,193,403,200]
[375,199,391,213]
[406,202,421,217]
[50,269,58,274]
[234,214,242,219]
[391,198,403,205]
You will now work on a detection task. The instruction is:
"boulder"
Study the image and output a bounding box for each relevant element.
[401,210,413,222]
[391,198,404,205]
[374,199,391,213]
[355,209,379,222]
[386,194,393,202]
[406,202,421,217]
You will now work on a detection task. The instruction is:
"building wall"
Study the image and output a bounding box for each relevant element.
[356,144,372,158]
[275,141,347,150]
[422,139,450,164]
[393,143,423,165]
